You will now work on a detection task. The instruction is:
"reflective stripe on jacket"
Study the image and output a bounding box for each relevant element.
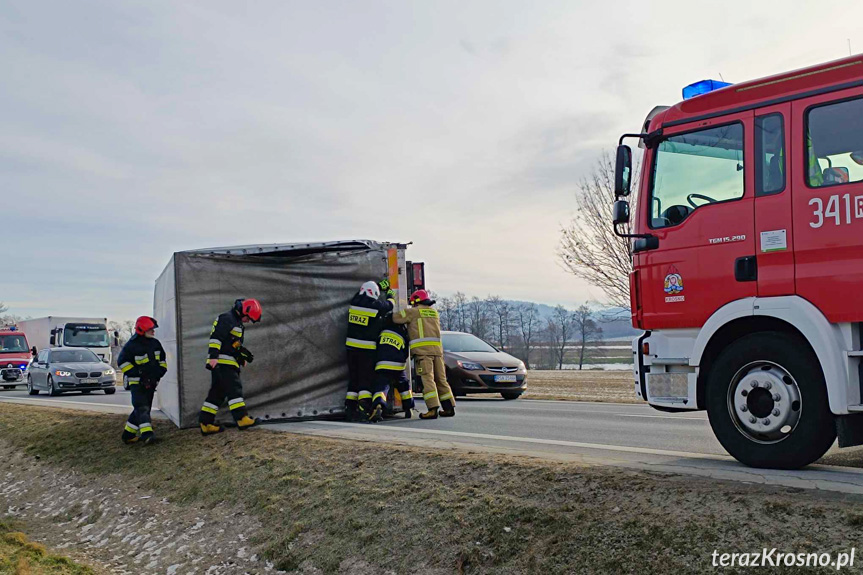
[393,305,442,356]
[345,292,394,350]
[207,310,245,370]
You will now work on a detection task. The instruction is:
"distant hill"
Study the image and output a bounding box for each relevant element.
[504,301,639,340]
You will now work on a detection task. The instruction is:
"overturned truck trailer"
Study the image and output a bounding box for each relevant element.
[153,240,407,428]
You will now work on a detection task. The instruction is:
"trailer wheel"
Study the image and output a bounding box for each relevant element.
[706,331,835,469]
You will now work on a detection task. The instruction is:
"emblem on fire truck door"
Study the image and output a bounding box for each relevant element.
[663,266,685,303]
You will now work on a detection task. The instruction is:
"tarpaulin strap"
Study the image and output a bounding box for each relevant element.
[228,398,246,410]
[120,362,134,373]
[375,361,406,371]
[423,391,438,400]
[201,402,218,414]
[346,338,376,350]
[439,392,454,401]
[208,339,222,350]
[400,390,413,400]
[134,355,150,365]
[358,390,372,400]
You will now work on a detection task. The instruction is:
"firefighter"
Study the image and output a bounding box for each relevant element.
[369,314,414,422]
[118,316,168,445]
[392,289,455,419]
[345,280,394,421]
[199,298,262,435]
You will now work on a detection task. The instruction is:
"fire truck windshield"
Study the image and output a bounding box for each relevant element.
[650,123,744,229]
[63,324,110,348]
[0,335,29,353]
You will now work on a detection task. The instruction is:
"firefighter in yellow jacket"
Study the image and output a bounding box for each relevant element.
[392,289,455,419]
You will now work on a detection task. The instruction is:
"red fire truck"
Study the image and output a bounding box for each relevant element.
[613,54,863,469]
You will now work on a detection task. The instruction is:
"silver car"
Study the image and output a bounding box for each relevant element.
[27,348,117,396]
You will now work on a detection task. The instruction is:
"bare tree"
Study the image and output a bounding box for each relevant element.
[466,297,491,340]
[453,292,468,333]
[437,297,455,331]
[515,303,540,369]
[572,305,603,370]
[109,320,135,345]
[547,305,576,370]
[557,152,639,309]
[0,303,27,327]
[486,296,513,350]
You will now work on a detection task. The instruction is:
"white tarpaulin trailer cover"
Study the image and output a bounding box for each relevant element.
[153,240,407,428]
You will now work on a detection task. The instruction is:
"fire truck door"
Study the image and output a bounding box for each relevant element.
[791,87,863,323]
[754,104,795,296]
[639,112,757,329]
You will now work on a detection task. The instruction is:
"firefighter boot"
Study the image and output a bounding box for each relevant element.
[404,407,413,419]
[237,415,260,430]
[368,404,383,423]
[141,430,156,445]
[419,407,439,420]
[345,402,360,422]
[121,429,139,444]
[200,423,224,436]
[440,399,456,418]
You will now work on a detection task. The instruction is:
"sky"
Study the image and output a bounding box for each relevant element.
[3,0,862,321]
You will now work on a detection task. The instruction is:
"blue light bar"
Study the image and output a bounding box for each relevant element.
[683,79,732,100]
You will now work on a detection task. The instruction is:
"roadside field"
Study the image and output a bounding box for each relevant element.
[0,518,95,575]
[525,370,638,403]
[2,404,863,574]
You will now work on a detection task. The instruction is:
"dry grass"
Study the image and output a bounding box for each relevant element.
[4,404,863,573]
[525,370,639,403]
[0,519,94,575]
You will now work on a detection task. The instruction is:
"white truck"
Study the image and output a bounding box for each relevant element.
[18,317,118,364]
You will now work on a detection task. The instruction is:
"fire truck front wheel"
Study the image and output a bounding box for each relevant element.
[706,331,835,470]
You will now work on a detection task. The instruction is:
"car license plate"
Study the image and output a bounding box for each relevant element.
[80,378,98,384]
[494,375,517,383]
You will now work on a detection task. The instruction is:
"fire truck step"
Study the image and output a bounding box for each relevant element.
[847,405,863,412]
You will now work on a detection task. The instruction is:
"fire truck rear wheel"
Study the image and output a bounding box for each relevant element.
[706,331,835,470]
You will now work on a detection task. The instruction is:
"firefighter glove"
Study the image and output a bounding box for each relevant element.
[378,279,391,291]
[240,346,254,364]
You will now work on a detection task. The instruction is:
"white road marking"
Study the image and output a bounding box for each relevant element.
[303,420,731,460]
[0,397,126,409]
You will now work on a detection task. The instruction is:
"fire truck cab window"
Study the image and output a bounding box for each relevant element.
[755,114,785,196]
[649,123,744,229]
[806,97,863,188]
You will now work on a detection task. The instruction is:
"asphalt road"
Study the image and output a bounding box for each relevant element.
[4,388,863,495]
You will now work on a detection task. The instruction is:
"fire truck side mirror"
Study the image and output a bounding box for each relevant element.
[612,200,630,226]
[615,144,632,197]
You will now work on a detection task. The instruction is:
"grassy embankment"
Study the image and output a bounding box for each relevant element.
[3,404,863,574]
[0,518,94,575]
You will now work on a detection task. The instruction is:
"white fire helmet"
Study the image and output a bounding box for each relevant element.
[359,281,380,299]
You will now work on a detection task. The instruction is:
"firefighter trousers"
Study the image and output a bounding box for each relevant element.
[346,348,376,408]
[373,370,414,410]
[415,355,454,410]
[199,366,249,424]
[124,384,155,437]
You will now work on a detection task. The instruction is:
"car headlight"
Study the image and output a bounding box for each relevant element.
[457,361,484,371]
[104,368,115,376]
[517,361,526,371]
[54,370,71,377]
